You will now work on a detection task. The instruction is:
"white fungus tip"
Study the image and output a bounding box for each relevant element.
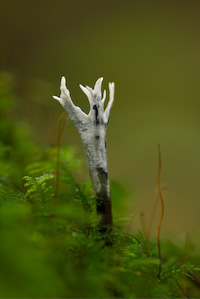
[61,76,66,89]
[53,96,60,101]
[61,76,66,85]
[95,77,103,86]
[94,77,103,95]
[79,84,92,101]
[101,90,106,104]
[86,85,93,92]
[79,84,84,90]
[109,82,115,96]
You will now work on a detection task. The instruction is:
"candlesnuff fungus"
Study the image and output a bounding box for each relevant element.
[53,77,115,230]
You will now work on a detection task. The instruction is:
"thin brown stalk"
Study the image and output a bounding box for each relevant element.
[147,197,159,239]
[182,232,190,297]
[157,143,164,279]
[175,279,191,299]
[147,186,167,239]
[54,112,68,214]
[140,212,148,241]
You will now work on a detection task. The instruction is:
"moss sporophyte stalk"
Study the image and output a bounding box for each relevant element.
[1,73,200,297]
[53,77,115,231]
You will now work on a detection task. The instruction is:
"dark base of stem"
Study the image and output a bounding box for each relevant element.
[96,196,113,226]
[96,195,113,246]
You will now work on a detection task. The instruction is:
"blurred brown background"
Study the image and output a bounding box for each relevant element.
[1,0,200,245]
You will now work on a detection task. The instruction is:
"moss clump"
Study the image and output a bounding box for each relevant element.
[0,73,199,298]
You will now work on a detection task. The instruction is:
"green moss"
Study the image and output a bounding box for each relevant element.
[0,73,199,298]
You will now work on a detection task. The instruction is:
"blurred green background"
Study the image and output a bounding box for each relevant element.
[0,0,200,243]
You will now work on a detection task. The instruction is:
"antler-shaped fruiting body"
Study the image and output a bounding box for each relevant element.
[53,77,115,230]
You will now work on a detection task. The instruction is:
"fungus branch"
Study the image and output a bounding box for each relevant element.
[53,76,115,230]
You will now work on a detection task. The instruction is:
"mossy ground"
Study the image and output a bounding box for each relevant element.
[0,73,199,298]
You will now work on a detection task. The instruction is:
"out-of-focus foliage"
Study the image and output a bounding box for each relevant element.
[0,72,39,189]
[1,0,200,248]
[0,74,200,298]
